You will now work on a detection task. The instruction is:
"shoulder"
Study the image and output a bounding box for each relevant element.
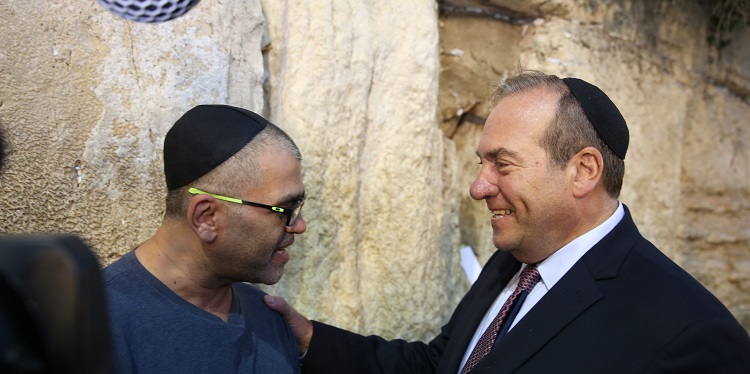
[232,282,268,306]
[232,284,300,357]
[591,236,745,346]
[232,284,291,330]
[644,315,750,372]
[604,240,729,315]
[587,215,727,316]
[232,283,277,318]
[102,250,137,285]
[625,241,719,301]
[101,250,154,312]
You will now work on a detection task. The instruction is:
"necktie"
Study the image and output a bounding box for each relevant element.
[460,264,541,374]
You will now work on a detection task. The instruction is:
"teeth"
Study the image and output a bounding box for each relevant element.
[492,209,512,217]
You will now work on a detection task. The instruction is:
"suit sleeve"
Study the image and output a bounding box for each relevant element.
[301,321,443,374]
[300,272,483,374]
[301,251,514,374]
[644,316,750,373]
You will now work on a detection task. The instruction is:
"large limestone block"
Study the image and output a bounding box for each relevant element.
[262,0,467,341]
[0,1,266,261]
[680,84,750,327]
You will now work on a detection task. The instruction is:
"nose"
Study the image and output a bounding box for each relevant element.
[470,170,499,201]
[285,214,307,234]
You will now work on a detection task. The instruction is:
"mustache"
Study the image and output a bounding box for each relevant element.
[278,233,295,249]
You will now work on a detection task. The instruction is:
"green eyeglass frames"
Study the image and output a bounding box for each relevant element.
[188,187,304,227]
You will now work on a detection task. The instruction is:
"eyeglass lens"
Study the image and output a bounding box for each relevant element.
[289,203,304,227]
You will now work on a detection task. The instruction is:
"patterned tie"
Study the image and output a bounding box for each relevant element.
[460,264,541,374]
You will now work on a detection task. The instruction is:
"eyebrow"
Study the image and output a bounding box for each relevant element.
[476,147,522,162]
[276,191,306,207]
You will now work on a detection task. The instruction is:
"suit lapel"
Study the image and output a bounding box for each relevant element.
[476,261,604,373]
[437,252,521,374]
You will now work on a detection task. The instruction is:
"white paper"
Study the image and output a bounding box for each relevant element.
[459,245,482,284]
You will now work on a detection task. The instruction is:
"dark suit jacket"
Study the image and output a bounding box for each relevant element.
[303,206,750,373]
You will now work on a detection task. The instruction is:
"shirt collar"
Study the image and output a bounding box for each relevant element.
[532,202,625,290]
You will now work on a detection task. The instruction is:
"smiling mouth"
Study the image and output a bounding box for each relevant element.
[492,209,512,218]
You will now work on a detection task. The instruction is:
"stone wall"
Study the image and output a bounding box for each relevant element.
[260,0,466,338]
[0,0,748,343]
[0,0,266,262]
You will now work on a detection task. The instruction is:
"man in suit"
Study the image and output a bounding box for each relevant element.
[264,71,750,373]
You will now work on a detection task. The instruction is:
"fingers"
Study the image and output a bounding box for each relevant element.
[263,294,290,313]
[263,295,314,354]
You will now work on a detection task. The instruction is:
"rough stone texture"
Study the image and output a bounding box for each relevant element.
[680,84,750,328]
[1,0,748,345]
[0,1,266,262]
[260,0,466,340]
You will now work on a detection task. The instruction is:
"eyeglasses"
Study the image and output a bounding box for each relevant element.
[188,187,304,227]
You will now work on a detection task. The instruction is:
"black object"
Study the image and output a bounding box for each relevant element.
[0,235,114,374]
[97,0,201,23]
[164,105,270,190]
[562,77,629,159]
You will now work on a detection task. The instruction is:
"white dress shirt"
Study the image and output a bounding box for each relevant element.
[458,202,624,373]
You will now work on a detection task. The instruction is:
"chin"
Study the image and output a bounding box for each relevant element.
[492,237,511,251]
[258,270,284,285]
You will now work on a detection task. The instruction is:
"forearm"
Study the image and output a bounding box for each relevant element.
[303,321,438,374]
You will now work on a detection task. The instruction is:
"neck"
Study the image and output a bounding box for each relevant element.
[585,197,619,230]
[136,222,234,321]
[512,197,619,264]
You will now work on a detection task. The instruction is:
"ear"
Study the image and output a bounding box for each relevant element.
[569,146,603,198]
[187,195,219,243]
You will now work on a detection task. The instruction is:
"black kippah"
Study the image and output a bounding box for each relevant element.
[163,104,269,190]
[562,78,629,159]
